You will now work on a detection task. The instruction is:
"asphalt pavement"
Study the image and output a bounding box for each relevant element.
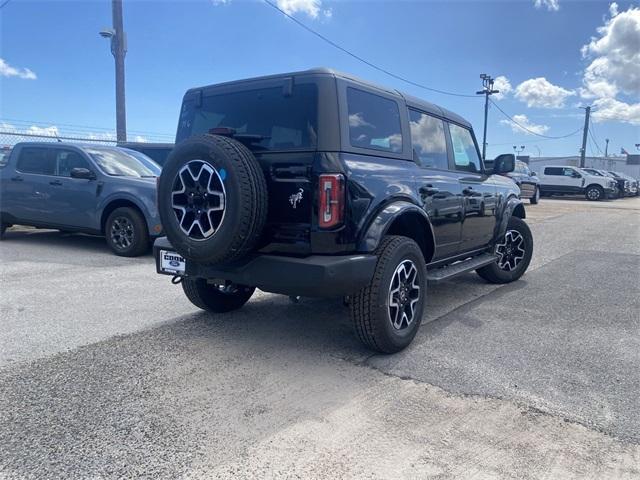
[0,197,639,479]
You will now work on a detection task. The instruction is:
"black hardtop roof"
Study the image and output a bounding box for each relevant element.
[185,67,472,129]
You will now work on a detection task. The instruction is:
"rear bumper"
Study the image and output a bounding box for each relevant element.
[153,237,377,297]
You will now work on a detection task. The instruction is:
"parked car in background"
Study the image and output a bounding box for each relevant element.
[118,142,174,167]
[0,145,11,167]
[538,165,617,201]
[581,168,627,198]
[610,171,639,196]
[507,160,540,204]
[0,142,162,256]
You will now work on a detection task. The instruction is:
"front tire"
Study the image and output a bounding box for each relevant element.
[105,207,149,257]
[350,236,427,354]
[182,278,255,313]
[585,185,604,201]
[530,187,540,204]
[477,216,533,284]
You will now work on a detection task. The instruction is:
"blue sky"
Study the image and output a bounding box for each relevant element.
[1,0,638,157]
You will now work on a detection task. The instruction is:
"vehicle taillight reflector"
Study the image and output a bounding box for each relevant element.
[318,174,344,229]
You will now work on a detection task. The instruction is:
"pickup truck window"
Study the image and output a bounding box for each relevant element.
[347,87,402,154]
[449,123,481,173]
[16,147,55,175]
[54,149,91,177]
[543,167,563,175]
[408,109,447,170]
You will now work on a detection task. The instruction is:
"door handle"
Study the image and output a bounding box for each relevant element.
[419,186,440,196]
[11,176,23,182]
[49,180,63,186]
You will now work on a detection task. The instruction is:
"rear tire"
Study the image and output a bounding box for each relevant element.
[350,236,427,354]
[105,207,149,257]
[182,277,255,313]
[477,216,533,284]
[585,185,604,201]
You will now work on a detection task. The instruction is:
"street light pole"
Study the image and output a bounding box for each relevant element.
[476,74,500,161]
[100,0,127,142]
[579,106,591,168]
[604,138,609,158]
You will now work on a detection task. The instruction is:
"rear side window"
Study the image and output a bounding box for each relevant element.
[408,109,447,169]
[347,88,402,153]
[448,123,482,173]
[544,167,563,176]
[17,147,55,175]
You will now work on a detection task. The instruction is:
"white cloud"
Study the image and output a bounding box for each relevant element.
[580,5,640,99]
[609,2,619,17]
[514,77,575,108]
[348,112,373,128]
[26,125,59,137]
[492,76,512,100]
[534,0,559,12]
[276,0,330,19]
[0,58,37,80]
[500,114,550,136]
[210,0,230,4]
[592,97,640,125]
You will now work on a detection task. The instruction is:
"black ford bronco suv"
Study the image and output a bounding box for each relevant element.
[154,68,532,353]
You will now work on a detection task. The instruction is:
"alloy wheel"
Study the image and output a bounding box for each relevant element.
[171,160,226,240]
[388,259,421,330]
[495,229,526,272]
[110,216,134,250]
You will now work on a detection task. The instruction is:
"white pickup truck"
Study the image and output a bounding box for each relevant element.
[537,165,617,201]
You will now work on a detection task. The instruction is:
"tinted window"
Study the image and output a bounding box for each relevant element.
[54,149,90,177]
[563,168,578,177]
[408,109,447,169]
[544,167,564,176]
[449,123,481,173]
[347,88,402,153]
[17,147,55,175]
[177,84,318,151]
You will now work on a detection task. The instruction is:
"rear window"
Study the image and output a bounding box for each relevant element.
[347,88,402,153]
[177,84,318,151]
[17,147,55,175]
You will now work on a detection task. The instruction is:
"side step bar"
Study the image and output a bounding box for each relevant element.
[426,253,497,283]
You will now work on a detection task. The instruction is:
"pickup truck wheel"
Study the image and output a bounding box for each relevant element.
[530,187,540,204]
[158,134,268,264]
[105,207,149,257]
[585,185,604,201]
[477,217,533,284]
[182,278,255,313]
[350,236,427,354]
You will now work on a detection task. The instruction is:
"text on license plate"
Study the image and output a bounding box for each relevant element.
[160,250,185,274]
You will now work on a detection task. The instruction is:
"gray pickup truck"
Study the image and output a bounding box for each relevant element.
[0,142,162,256]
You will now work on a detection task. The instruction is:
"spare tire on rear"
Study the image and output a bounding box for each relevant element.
[158,134,268,264]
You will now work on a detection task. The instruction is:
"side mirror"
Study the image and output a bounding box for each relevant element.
[70,167,96,180]
[492,154,515,174]
[530,171,536,177]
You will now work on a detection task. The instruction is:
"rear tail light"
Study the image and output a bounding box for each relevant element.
[318,174,345,229]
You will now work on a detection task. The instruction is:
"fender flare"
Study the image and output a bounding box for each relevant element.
[496,195,526,239]
[98,193,152,230]
[357,201,436,261]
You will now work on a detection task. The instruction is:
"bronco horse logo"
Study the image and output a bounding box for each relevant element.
[289,188,304,209]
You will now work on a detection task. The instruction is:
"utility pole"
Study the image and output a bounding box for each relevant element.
[100,0,127,142]
[579,106,591,168]
[476,74,500,161]
[604,138,609,158]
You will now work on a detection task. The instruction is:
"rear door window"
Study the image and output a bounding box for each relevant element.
[544,167,564,176]
[347,88,402,153]
[408,109,447,169]
[16,147,55,175]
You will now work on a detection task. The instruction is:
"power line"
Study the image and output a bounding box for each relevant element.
[262,0,479,98]
[0,0,13,9]
[0,117,173,138]
[588,128,604,155]
[489,98,583,139]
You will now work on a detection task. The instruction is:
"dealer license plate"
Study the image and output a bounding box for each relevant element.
[159,250,186,275]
